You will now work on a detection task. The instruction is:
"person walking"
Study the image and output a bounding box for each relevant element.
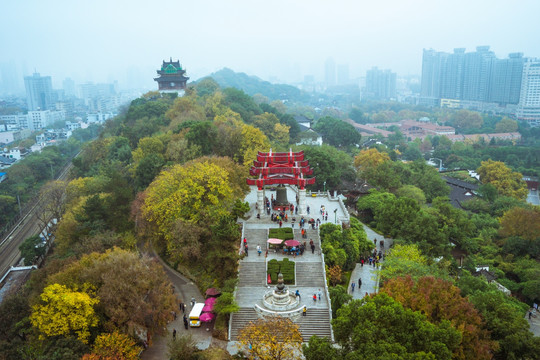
[244,244,248,256]
[358,278,362,288]
[184,316,189,329]
[295,289,301,300]
[351,282,355,292]
[313,294,317,302]
[310,239,315,254]
[307,205,310,214]
[303,306,307,316]
[172,329,176,339]
[318,289,322,301]
[257,245,262,256]
[191,297,196,307]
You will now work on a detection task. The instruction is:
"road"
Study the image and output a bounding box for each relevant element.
[526,189,539,206]
[0,162,72,277]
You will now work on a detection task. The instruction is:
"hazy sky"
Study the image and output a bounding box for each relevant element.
[1,0,540,89]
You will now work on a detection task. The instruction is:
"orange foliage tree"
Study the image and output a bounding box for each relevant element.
[381,276,497,360]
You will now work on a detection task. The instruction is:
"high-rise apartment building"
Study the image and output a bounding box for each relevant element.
[324,58,336,87]
[516,59,540,126]
[365,67,396,100]
[24,73,54,111]
[421,47,529,107]
[337,64,350,85]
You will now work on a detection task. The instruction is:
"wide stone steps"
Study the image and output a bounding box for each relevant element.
[229,308,259,340]
[297,308,332,341]
[229,307,332,341]
[295,262,325,287]
[244,229,268,247]
[238,261,266,287]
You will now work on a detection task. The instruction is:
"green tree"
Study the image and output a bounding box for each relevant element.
[303,336,340,360]
[19,235,46,265]
[332,294,461,360]
[328,285,352,318]
[313,116,361,147]
[495,117,518,133]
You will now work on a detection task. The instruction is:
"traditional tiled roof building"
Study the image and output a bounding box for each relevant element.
[154,58,189,96]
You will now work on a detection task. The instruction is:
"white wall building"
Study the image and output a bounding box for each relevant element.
[516,59,540,127]
[27,110,66,131]
[87,113,114,124]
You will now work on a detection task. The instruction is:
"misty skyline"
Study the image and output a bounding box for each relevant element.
[1,0,540,90]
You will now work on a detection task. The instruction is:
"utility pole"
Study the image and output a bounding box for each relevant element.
[17,194,22,218]
[334,208,337,224]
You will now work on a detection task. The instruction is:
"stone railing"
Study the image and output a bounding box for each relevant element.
[318,228,335,342]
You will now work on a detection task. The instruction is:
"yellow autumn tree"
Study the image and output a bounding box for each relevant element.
[499,206,540,241]
[82,331,141,360]
[238,316,303,360]
[143,159,236,236]
[477,159,528,200]
[30,283,99,343]
[239,124,271,167]
[354,148,390,171]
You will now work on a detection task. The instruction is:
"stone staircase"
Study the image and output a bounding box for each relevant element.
[238,261,266,287]
[296,262,325,287]
[229,307,259,340]
[229,307,332,341]
[297,308,332,341]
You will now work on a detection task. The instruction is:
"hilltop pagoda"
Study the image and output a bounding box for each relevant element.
[247,149,315,216]
[154,58,189,96]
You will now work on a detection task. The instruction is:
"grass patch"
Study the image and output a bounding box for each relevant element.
[268,227,294,240]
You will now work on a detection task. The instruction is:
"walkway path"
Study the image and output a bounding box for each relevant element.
[348,224,393,299]
[140,247,220,360]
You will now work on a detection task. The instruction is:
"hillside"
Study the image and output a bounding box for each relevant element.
[203,68,310,102]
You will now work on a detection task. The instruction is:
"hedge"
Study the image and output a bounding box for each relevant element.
[267,259,295,285]
[268,227,294,240]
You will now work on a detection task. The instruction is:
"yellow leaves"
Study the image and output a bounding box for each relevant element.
[30,283,99,343]
[499,207,540,241]
[477,159,528,200]
[143,159,235,237]
[239,316,303,360]
[354,148,390,171]
[83,331,142,360]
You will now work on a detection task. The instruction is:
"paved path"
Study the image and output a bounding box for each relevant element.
[140,247,220,360]
[348,224,393,299]
[526,308,540,337]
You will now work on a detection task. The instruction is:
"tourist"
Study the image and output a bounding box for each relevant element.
[374,238,377,245]
[295,206,298,214]
[313,294,317,302]
[291,221,294,228]
[256,213,260,219]
[361,258,364,267]
[244,238,247,245]
[290,204,294,214]
[191,297,196,307]
[529,310,533,319]
[358,278,362,288]
[303,306,307,316]
[351,282,355,292]
[184,317,188,329]
[307,205,310,214]
[325,213,328,221]
[318,289,322,300]
[310,239,315,254]
[257,245,262,256]
[244,244,248,256]
[295,289,301,299]
[172,329,176,339]
[279,220,282,228]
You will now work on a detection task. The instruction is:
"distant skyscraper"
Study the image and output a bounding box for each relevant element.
[324,58,336,87]
[337,64,350,85]
[24,73,54,110]
[421,49,446,99]
[516,59,540,126]
[462,46,495,102]
[63,77,76,98]
[421,46,528,106]
[488,53,525,104]
[365,67,396,100]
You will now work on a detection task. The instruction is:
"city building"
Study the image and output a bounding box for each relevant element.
[420,47,537,124]
[24,73,54,110]
[154,58,189,96]
[324,57,336,87]
[27,110,65,130]
[516,59,540,126]
[364,67,396,100]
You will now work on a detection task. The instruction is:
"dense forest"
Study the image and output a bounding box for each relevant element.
[1,75,539,359]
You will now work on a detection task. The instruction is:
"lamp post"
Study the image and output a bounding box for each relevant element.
[323,181,326,193]
[334,208,337,224]
[429,158,443,172]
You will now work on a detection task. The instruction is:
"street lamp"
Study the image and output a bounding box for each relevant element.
[429,158,443,172]
[334,208,337,224]
[323,181,326,193]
